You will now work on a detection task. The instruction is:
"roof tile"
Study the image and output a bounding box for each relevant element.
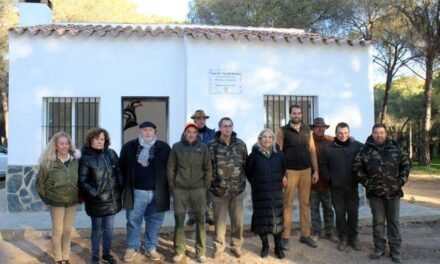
[9,24,371,47]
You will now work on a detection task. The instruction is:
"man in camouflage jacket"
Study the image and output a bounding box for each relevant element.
[209,117,248,258]
[353,124,410,263]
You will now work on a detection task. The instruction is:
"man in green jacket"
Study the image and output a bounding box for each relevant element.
[167,122,212,263]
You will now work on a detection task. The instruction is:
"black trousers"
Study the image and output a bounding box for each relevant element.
[369,196,402,254]
[330,187,359,241]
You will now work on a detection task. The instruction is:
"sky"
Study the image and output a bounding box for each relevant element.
[133,0,189,21]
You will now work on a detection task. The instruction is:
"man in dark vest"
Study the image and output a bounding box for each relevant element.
[120,121,171,262]
[276,105,319,250]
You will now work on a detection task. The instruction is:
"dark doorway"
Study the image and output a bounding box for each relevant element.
[122,97,169,144]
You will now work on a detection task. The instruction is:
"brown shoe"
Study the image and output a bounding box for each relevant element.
[231,247,243,258]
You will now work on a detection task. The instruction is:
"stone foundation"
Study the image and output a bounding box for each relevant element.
[5,164,366,213]
[6,165,45,212]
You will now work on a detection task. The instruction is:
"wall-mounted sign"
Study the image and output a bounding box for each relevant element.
[209,69,242,94]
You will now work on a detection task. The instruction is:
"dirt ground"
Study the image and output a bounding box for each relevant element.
[1,221,440,264]
[402,174,440,209]
[1,174,439,264]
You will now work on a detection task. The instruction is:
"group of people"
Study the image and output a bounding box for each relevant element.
[36,106,410,264]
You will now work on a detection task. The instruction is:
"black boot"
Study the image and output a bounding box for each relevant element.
[274,233,285,259]
[259,233,269,258]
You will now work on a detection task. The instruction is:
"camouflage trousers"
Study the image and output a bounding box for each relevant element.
[310,189,335,235]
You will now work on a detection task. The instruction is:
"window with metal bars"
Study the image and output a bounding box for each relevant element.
[264,95,317,132]
[42,97,100,147]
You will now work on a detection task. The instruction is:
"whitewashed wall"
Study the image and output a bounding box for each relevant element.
[9,33,373,165]
[186,37,374,148]
[9,34,186,165]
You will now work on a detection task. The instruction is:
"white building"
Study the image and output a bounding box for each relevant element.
[6,3,374,212]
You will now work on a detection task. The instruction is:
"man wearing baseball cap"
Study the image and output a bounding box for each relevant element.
[186,110,216,227]
[120,121,171,262]
[167,121,213,263]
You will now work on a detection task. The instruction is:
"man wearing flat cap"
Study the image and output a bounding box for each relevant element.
[309,118,337,244]
[120,121,171,262]
[186,110,216,226]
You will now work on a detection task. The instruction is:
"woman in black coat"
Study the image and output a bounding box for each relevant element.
[246,129,286,259]
[79,128,122,264]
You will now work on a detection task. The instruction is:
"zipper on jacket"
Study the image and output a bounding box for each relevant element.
[102,152,117,212]
[61,159,71,196]
[268,156,277,233]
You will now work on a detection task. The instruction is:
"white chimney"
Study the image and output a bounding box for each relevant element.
[18,1,52,27]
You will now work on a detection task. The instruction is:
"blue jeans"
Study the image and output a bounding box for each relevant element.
[91,214,115,257]
[126,189,165,252]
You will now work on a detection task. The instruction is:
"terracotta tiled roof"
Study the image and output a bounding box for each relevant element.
[9,24,371,47]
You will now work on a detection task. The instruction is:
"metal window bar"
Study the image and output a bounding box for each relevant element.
[43,97,100,147]
[264,95,317,132]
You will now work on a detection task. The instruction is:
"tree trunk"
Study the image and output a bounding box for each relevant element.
[420,54,434,166]
[380,73,393,124]
[408,123,413,159]
[1,90,7,146]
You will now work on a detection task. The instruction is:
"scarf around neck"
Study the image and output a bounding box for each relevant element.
[137,135,156,167]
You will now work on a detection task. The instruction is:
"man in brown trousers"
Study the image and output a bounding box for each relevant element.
[276,105,319,250]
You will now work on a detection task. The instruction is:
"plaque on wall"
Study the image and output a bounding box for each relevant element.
[209,69,242,94]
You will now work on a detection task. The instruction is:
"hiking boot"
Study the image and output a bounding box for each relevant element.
[337,239,347,252]
[326,233,339,243]
[349,240,361,251]
[102,254,117,264]
[172,254,184,263]
[299,236,318,248]
[91,256,100,264]
[281,238,290,251]
[274,233,285,259]
[391,253,402,263]
[213,247,224,258]
[124,248,137,262]
[146,250,161,261]
[260,234,269,258]
[231,247,243,258]
[369,248,385,260]
[197,254,207,263]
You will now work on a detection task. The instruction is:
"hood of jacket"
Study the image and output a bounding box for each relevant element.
[365,135,398,149]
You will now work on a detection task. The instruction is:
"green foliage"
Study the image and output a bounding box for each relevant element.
[412,158,440,175]
[374,76,425,123]
[188,0,349,31]
[51,0,179,23]
[0,0,18,89]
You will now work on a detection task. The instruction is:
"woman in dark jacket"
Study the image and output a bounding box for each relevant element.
[246,129,286,259]
[79,128,122,264]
